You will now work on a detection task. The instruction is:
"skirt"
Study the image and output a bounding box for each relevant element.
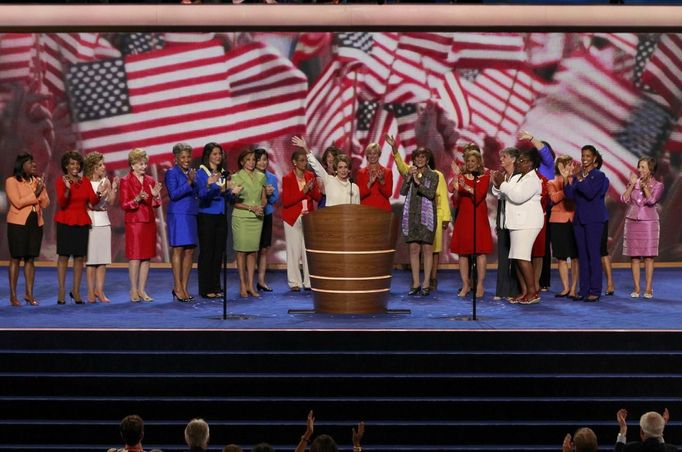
[232,215,263,252]
[125,222,157,260]
[259,214,273,249]
[623,218,659,257]
[167,212,198,247]
[56,223,89,257]
[7,212,42,259]
[550,221,578,259]
[86,225,112,265]
[509,228,541,262]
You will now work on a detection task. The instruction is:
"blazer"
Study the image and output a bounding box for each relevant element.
[547,176,575,223]
[54,176,99,226]
[263,170,280,216]
[119,172,160,223]
[495,171,543,230]
[5,176,50,226]
[165,165,198,216]
[621,178,664,222]
[356,165,393,212]
[563,168,609,225]
[281,169,321,226]
[196,165,230,215]
[615,438,678,452]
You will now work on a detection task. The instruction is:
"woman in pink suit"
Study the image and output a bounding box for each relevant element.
[621,157,664,299]
[119,148,162,302]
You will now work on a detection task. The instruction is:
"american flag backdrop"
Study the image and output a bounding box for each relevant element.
[3,31,682,263]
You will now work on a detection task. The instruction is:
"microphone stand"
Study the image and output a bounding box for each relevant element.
[470,171,480,321]
[348,176,354,204]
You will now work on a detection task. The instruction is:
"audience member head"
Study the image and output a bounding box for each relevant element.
[333,154,352,176]
[252,443,275,452]
[237,148,256,170]
[516,148,540,175]
[637,156,657,178]
[499,147,519,174]
[119,415,144,447]
[573,427,598,452]
[411,147,432,169]
[580,144,602,170]
[640,411,665,440]
[184,418,210,450]
[462,148,484,175]
[222,445,242,452]
[127,148,148,168]
[202,142,225,172]
[310,434,338,452]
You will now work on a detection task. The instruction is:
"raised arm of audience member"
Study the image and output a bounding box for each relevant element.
[352,421,365,452]
[295,410,315,452]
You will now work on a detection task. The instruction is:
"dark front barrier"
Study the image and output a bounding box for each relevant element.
[302,204,399,314]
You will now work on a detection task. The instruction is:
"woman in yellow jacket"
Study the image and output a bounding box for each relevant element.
[387,134,451,290]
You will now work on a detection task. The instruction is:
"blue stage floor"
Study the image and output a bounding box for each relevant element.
[0,267,680,330]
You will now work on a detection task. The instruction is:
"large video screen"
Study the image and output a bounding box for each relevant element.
[1,31,680,264]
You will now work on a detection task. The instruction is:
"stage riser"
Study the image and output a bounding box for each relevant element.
[1,330,681,452]
[1,352,680,373]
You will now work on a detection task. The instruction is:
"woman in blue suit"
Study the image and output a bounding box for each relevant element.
[165,143,199,303]
[562,145,609,302]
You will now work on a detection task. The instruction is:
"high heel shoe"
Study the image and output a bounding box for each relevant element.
[130,291,141,303]
[95,292,111,303]
[140,293,153,302]
[10,298,21,307]
[69,292,84,305]
[407,286,421,296]
[23,296,39,306]
[458,288,471,298]
[256,283,273,292]
[87,295,97,304]
[172,290,190,303]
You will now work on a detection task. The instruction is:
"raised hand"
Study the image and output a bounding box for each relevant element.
[518,129,533,142]
[617,408,628,435]
[152,181,162,198]
[62,175,72,190]
[352,421,365,448]
[385,133,397,150]
[292,136,309,153]
[562,433,572,452]
[188,168,197,184]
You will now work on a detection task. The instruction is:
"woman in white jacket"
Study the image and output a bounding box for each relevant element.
[492,148,544,304]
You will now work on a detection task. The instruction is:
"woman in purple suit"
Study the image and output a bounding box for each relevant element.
[621,157,664,299]
[562,145,609,303]
[166,143,199,303]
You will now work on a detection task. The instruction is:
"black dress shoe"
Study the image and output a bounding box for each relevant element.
[584,295,600,302]
[420,287,431,296]
[407,286,421,296]
[605,290,615,296]
[571,295,584,301]
[257,283,273,292]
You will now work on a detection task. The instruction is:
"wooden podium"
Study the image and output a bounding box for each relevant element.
[302,204,399,314]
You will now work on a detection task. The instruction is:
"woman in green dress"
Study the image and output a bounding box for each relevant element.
[231,149,267,298]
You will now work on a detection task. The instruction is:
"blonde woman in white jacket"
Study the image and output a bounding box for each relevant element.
[492,148,544,304]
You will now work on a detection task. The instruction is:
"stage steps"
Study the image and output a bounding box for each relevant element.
[0,330,680,451]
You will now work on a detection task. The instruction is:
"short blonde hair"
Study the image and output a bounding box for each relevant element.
[83,152,104,179]
[128,148,148,167]
[184,418,209,449]
[364,142,381,156]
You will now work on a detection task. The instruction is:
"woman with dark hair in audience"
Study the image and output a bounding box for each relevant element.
[196,142,240,299]
[55,150,102,305]
[295,410,364,452]
[492,147,521,301]
[166,142,198,303]
[621,156,664,299]
[449,146,492,299]
[83,152,119,303]
[5,153,49,306]
[548,155,579,298]
[119,148,162,303]
[400,147,439,296]
[282,147,322,292]
[356,142,392,212]
[231,148,267,298]
[492,147,544,304]
[562,144,609,302]
[317,145,340,208]
[254,147,279,292]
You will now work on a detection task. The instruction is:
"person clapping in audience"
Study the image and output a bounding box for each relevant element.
[562,427,598,452]
[616,408,677,451]
[295,410,364,452]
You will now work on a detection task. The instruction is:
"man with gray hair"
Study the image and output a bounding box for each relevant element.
[184,418,210,451]
[615,408,677,451]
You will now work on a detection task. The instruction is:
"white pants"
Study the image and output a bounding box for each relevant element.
[284,215,310,289]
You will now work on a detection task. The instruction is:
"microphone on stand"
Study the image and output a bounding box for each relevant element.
[348,176,354,204]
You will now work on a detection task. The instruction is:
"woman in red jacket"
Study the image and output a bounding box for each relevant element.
[356,142,393,213]
[55,151,102,304]
[119,148,162,302]
[281,148,321,291]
